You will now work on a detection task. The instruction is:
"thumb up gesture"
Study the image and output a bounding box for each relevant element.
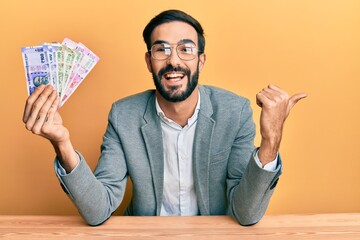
[256,84,307,165]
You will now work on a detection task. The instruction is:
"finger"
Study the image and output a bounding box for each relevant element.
[23,84,47,123]
[25,85,55,131]
[261,87,281,97]
[289,93,308,109]
[43,94,60,127]
[31,89,58,134]
[256,95,262,107]
[23,84,51,123]
[268,84,287,95]
[256,92,272,108]
[41,95,60,136]
[260,87,285,103]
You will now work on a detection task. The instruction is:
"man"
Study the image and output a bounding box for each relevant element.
[23,10,306,226]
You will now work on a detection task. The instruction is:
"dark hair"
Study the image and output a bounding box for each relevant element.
[143,9,205,53]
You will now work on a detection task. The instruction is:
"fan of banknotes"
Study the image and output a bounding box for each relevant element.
[21,38,99,107]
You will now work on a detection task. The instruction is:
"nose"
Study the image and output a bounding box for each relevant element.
[166,46,181,66]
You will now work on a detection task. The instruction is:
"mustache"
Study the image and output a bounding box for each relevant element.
[158,65,190,77]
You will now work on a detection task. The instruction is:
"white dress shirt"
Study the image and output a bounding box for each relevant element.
[156,94,201,216]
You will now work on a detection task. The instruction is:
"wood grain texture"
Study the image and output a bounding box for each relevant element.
[0,213,359,239]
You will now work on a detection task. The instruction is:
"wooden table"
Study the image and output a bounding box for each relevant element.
[0,213,359,239]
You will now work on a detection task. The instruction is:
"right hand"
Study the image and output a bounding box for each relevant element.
[23,84,69,144]
[23,84,79,173]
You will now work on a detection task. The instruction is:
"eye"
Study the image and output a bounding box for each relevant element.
[153,44,171,54]
[156,47,166,52]
[178,44,196,54]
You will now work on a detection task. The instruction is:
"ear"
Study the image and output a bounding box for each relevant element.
[145,52,153,73]
[198,53,206,72]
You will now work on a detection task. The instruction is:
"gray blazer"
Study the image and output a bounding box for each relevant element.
[56,85,282,226]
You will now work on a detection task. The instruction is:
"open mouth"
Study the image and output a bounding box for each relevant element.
[163,72,185,81]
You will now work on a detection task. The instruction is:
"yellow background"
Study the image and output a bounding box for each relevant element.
[0,0,359,215]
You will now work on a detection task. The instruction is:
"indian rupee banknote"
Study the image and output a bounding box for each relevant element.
[21,46,50,95]
[22,38,99,107]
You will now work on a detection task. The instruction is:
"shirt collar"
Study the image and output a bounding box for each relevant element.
[155,90,201,126]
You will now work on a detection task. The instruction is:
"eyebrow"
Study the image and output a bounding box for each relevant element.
[152,39,196,46]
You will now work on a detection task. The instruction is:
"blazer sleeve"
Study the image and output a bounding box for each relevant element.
[226,99,282,226]
[55,103,128,226]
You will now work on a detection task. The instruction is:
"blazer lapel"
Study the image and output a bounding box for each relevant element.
[193,86,215,215]
[140,93,164,215]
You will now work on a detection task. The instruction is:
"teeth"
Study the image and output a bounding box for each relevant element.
[165,72,184,79]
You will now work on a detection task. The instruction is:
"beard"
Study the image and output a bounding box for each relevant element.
[152,63,199,102]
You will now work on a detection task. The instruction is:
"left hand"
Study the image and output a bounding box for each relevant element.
[256,84,307,165]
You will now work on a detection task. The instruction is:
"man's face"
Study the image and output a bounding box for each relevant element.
[145,21,205,102]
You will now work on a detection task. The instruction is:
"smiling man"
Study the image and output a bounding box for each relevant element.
[23,9,306,226]
[145,20,205,127]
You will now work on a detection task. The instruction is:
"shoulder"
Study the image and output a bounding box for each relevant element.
[200,85,251,109]
[107,90,156,125]
[111,90,155,112]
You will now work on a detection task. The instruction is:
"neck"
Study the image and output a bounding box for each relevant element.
[156,87,199,127]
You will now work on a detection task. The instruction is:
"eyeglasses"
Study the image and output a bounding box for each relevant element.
[149,43,202,61]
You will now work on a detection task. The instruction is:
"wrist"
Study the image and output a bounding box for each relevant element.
[51,139,78,173]
[258,139,280,166]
